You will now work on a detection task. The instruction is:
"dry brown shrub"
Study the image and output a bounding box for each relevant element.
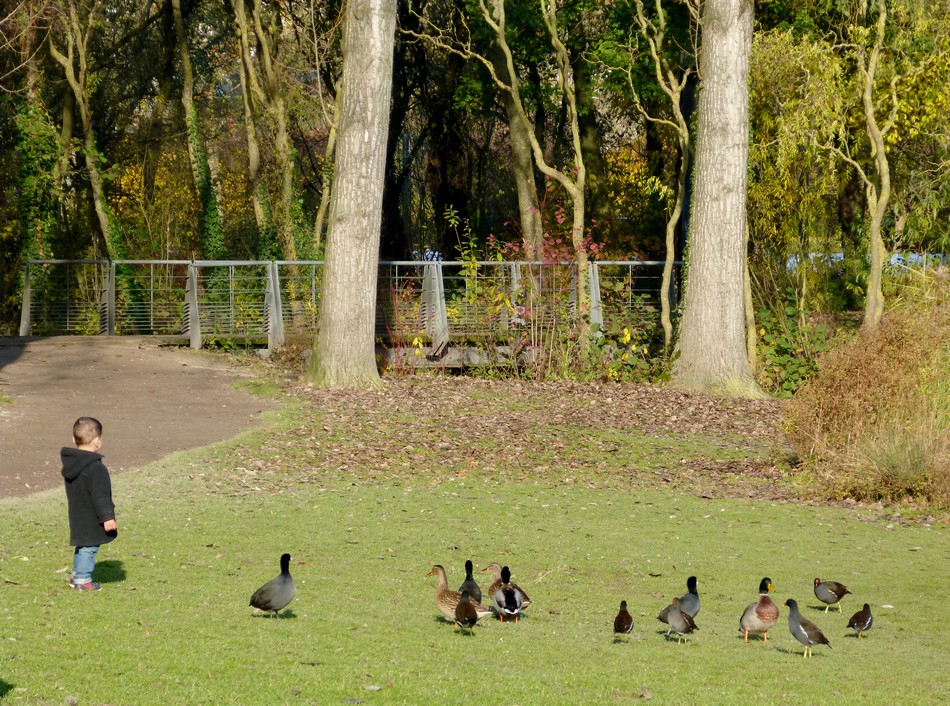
[787,268,950,506]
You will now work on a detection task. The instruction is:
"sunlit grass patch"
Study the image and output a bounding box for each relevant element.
[1,377,947,704]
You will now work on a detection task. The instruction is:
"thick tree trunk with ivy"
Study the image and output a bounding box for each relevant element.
[307,0,397,388]
[172,0,225,259]
[671,0,761,396]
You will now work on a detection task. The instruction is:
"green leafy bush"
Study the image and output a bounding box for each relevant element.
[756,288,833,397]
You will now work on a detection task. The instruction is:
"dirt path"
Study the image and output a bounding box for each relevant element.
[0,337,274,498]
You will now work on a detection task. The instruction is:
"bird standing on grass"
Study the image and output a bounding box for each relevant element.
[658,576,699,624]
[458,560,482,604]
[847,604,873,638]
[614,600,634,636]
[814,578,851,612]
[739,577,779,642]
[661,597,698,643]
[482,563,532,611]
[492,566,525,622]
[785,598,831,657]
[249,553,296,618]
[428,564,493,622]
[455,589,479,634]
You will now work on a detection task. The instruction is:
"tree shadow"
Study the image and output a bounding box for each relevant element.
[93,560,126,585]
[0,679,14,698]
[0,338,26,375]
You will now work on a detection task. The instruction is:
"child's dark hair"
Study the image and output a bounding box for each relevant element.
[73,417,103,446]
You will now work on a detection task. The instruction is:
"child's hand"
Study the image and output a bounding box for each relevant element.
[103,519,117,532]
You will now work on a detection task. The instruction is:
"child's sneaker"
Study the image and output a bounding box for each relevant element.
[69,580,102,591]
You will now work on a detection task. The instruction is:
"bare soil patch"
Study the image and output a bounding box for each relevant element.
[0,337,273,498]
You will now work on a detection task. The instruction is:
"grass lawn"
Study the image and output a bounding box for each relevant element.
[1,377,947,705]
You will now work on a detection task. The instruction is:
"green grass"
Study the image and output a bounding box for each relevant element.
[1,395,948,704]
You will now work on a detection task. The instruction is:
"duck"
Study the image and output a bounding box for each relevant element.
[249,552,296,618]
[614,600,634,635]
[661,597,698,642]
[458,559,482,604]
[428,564,493,622]
[481,563,532,609]
[491,566,526,622]
[847,603,873,638]
[454,589,479,634]
[739,577,780,642]
[814,578,851,612]
[785,598,831,657]
[658,576,699,623]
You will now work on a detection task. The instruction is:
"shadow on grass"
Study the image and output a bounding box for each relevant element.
[0,679,13,698]
[772,645,832,658]
[252,608,298,619]
[809,604,844,614]
[93,560,126,585]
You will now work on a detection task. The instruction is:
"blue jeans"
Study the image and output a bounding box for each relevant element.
[72,545,100,582]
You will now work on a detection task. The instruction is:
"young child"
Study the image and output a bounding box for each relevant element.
[61,417,118,591]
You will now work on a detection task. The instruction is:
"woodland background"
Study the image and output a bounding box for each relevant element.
[1,0,948,349]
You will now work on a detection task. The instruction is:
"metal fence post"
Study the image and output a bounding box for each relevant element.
[589,261,603,332]
[186,263,202,349]
[266,261,285,350]
[18,262,31,336]
[104,260,116,335]
[420,262,449,355]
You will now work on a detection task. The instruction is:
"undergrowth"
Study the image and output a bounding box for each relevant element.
[787,268,950,507]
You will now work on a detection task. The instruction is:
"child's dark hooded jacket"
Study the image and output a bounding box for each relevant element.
[61,448,117,547]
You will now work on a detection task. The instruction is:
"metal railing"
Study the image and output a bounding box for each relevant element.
[20,259,678,352]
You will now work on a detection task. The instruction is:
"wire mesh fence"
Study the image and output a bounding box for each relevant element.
[21,259,678,353]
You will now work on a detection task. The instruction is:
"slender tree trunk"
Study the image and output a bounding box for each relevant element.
[572,51,610,236]
[142,0,176,202]
[307,0,397,388]
[491,43,543,259]
[313,109,337,253]
[671,0,761,396]
[49,1,120,258]
[233,0,271,249]
[859,0,891,329]
[251,0,299,260]
[632,0,695,350]
[53,87,75,188]
[173,0,225,259]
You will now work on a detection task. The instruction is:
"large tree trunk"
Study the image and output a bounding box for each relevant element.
[307,0,397,388]
[671,0,761,396]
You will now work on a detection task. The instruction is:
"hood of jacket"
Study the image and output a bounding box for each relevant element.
[61,447,103,481]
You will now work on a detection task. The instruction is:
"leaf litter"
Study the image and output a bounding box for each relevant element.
[202,373,794,502]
